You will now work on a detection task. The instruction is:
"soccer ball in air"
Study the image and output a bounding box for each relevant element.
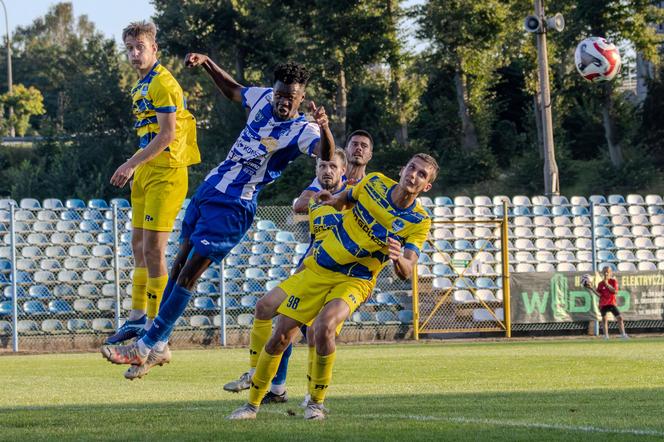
[574,37,621,83]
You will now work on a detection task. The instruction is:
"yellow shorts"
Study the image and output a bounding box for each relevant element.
[131,163,188,232]
[277,261,374,333]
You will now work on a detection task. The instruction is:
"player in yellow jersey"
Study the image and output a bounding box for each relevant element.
[105,21,200,361]
[224,148,349,400]
[228,153,438,420]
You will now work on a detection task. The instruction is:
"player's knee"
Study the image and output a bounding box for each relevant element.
[143,247,164,266]
[314,322,335,346]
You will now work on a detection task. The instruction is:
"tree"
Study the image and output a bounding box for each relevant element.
[0,84,45,136]
[414,0,515,152]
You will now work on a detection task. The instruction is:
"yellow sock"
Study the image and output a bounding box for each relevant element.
[307,345,315,395]
[130,267,148,311]
[249,319,272,368]
[146,274,168,319]
[248,350,282,407]
[310,351,336,404]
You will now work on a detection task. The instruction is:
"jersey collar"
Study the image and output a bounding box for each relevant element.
[387,185,416,213]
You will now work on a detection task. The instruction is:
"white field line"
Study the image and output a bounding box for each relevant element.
[6,405,664,437]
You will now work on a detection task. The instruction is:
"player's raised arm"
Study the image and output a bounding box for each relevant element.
[293,189,316,214]
[315,188,352,211]
[185,53,243,103]
[309,101,334,161]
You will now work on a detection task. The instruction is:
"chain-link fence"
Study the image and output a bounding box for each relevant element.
[0,198,415,352]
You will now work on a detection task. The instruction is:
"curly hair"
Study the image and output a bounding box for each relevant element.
[273,62,310,85]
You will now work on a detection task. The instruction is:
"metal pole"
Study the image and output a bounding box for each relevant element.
[500,200,511,338]
[0,0,14,137]
[111,202,121,329]
[412,263,419,340]
[590,202,599,336]
[219,260,226,346]
[535,0,559,197]
[9,201,17,352]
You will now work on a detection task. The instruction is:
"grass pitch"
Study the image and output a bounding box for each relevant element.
[2,338,664,441]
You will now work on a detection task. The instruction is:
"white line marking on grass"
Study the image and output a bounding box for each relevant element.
[359,414,664,437]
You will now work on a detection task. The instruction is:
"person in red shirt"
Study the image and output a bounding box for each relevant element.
[584,266,628,339]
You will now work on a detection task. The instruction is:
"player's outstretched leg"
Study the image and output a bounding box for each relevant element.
[224,287,288,392]
[261,342,292,404]
[227,315,301,419]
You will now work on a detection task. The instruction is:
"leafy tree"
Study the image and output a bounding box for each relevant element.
[0,84,45,136]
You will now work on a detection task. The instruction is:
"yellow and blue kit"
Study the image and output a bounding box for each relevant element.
[278,172,431,325]
[130,61,200,231]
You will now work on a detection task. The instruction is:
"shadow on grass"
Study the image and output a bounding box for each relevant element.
[1,388,663,441]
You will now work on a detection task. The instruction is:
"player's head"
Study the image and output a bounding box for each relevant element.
[122,21,158,72]
[272,62,310,120]
[316,148,347,192]
[398,153,439,196]
[345,130,373,167]
[602,265,613,279]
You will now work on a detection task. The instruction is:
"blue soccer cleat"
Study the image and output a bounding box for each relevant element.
[104,316,147,345]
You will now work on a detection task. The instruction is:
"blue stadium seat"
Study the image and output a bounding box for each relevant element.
[53,284,76,297]
[110,198,130,208]
[375,311,399,324]
[225,281,242,294]
[222,297,241,310]
[0,301,12,315]
[87,199,109,209]
[201,267,220,280]
[608,194,626,205]
[248,255,270,266]
[223,268,242,280]
[79,220,101,232]
[375,292,398,305]
[434,196,453,207]
[197,282,217,295]
[513,206,531,216]
[66,199,85,209]
[48,300,73,315]
[29,285,51,299]
[476,277,498,289]
[0,258,11,271]
[454,278,476,289]
[398,310,413,324]
[268,267,289,279]
[83,209,104,221]
[597,250,617,263]
[4,286,27,298]
[194,296,217,311]
[432,264,454,277]
[23,300,47,315]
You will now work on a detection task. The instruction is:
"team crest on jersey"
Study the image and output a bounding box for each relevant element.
[392,219,405,232]
[253,111,266,123]
[141,84,149,96]
[261,137,279,152]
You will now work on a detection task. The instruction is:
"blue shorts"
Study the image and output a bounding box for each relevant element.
[181,182,256,263]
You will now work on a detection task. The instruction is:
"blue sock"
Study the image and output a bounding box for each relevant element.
[272,342,293,386]
[159,277,176,309]
[142,284,192,347]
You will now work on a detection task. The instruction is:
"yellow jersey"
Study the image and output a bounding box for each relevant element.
[131,61,200,168]
[307,172,431,280]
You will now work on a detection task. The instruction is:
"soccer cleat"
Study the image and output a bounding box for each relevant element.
[261,390,288,405]
[620,334,630,340]
[300,394,311,408]
[227,403,258,420]
[304,401,326,420]
[100,343,147,366]
[223,372,252,393]
[124,345,172,380]
[104,316,147,345]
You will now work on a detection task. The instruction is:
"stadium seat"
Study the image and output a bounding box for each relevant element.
[29,285,52,299]
[74,232,95,244]
[576,250,593,262]
[473,308,504,322]
[16,258,37,271]
[515,252,536,264]
[267,267,289,279]
[514,239,536,251]
[196,282,217,295]
[535,251,555,263]
[375,311,400,325]
[473,196,492,207]
[18,320,39,333]
[87,199,109,209]
[92,318,114,332]
[74,299,96,313]
[352,311,377,324]
[632,225,651,237]
[48,300,73,315]
[240,294,259,308]
[636,250,656,262]
[53,284,76,297]
[23,300,47,315]
[597,250,617,263]
[435,196,454,207]
[533,216,553,227]
[617,262,637,272]
[65,199,85,209]
[248,255,270,267]
[78,284,100,298]
[224,268,242,280]
[638,262,657,271]
[515,263,535,273]
[0,320,11,334]
[256,219,278,231]
[67,318,91,333]
[33,221,55,233]
[418,196,434,207]
[19,198,41,209]
[0,199,17,209]
[194,296,217,311]
[595,238,616,250]
[68,245,90,258]
[434,206,453,218]
[615,237,635,249]
[397,310,413,324]
[635,237,656,249]
[97,298,116,312]
[616,250,636,262]
[0,301,13,315]
[253,231,275,243]
[33,271,55,283]
[536,263,555,272]
[608,194,626,205]
[237,313,254,327]
[433,277,452,290]
[556,263,576,272]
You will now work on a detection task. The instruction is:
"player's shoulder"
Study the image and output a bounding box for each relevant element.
[151,64,181,90]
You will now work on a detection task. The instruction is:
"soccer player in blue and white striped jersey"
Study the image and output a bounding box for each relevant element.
[101,55,334,379]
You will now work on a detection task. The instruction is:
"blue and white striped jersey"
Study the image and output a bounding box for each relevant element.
[204,87,321,200]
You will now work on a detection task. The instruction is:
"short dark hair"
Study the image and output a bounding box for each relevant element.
[274,62,310,85]
[346,129,374,150]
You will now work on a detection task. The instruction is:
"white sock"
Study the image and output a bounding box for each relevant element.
[270,383,286,395]
[144,318,154,330]
[136,339,151,357]
[128,310,145,321]
[154,340,167,351]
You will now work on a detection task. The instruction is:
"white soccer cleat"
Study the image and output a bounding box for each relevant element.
[227,403,258,420]
[304,401,326,420]
[223,372,252,393]
[300,394,311,409]
[124,345,172,380]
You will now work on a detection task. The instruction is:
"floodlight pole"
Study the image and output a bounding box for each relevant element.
[0,0,14,137]
[534,0,559,197]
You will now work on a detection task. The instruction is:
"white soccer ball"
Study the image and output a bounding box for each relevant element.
[574,36,621,83]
